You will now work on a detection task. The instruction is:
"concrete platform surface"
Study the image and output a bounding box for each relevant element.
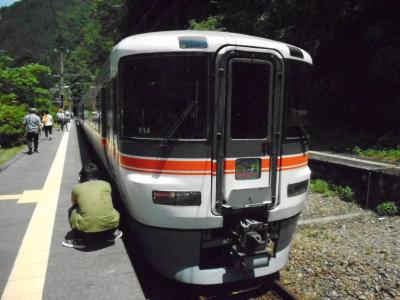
[0,122,145,300]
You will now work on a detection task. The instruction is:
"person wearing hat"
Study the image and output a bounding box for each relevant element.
[22,107,42,154]
[62,163,122,248]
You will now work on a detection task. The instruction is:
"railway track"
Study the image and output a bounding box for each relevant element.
[268,280,300,299]
[196,276,300,300]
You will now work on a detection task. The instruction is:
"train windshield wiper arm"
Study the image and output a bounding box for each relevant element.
[293,109,310,143]
[159,102,196,148]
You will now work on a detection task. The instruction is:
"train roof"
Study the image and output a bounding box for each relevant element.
[108,31,310,73]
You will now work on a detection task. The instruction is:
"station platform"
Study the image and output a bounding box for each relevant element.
[309,150,400,209]
[0,122,145,300]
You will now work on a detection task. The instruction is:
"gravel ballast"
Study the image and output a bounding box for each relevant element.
[280,193,400,299]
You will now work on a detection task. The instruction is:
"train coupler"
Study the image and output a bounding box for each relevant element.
[229,218,271,270]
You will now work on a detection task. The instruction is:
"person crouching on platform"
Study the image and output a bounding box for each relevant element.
[62,163,122,248]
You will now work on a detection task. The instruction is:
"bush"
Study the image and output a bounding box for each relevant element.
[376,201,399,216]
[335,186,355,202]
[0,104,27,147]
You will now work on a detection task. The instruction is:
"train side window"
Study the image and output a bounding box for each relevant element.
[100,87,109,136]
[285,60,312,139]
[112,79,118,132]
[230,61,270,139]
[92,93,100,132]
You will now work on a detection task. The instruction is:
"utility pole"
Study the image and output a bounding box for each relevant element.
[59,49,64,109]
[55,47,68,109]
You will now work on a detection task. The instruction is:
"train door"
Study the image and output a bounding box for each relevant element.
[105,79,118,180]
[100,79,120,181]
[215,47,284,214]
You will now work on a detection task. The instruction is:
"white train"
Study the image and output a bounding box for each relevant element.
[78,30,312,285]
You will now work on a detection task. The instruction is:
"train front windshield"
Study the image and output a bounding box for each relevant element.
[120,54,210,140]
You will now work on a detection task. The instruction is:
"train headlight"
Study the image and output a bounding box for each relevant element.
[152,191,201,206]
[287,180,309,197]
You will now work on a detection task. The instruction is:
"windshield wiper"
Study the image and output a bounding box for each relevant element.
[159,102,196,148]
[292,109,310,144]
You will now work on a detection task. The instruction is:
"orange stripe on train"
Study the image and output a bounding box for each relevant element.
[119,156,213,172]
[118,154,308,174]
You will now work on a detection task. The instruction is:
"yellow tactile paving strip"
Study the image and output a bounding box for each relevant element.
[0,195,21,201]
[1,131,69,300]
[18,190,42,204]
[0,190,41,204]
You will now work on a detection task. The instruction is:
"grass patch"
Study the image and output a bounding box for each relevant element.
[353,146,400,163]
[302,226,335,240]
[0,145,25,166]
[310,179,335,197]
[310,179,355,202]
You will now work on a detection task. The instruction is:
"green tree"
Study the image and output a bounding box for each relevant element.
[189,16,224,31]
[0,104,27,147]
[0,56,54,147]
[0,56,52,107]
[64,0,128,101]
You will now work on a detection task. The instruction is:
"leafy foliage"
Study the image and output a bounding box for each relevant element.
[65,0,127,99]
[0,56,54,147]
[310,179,335,197]
[0,56,52,106]
[201,0,400,135]
[0,0,73,67]
[376,201,399,216]
[189,16,224,31]
[335,186,355,203]
[353,146,400,163]
[1,0,400,142]
[310,179,355,202]
[0,104,27,147]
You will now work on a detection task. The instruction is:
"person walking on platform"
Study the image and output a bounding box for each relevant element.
[62,163,122,249]
[56,109,65,131]
[23,107,41,154]
[64,109,71,132]
[42,110,54,140]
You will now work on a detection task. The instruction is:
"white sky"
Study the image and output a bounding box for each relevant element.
[0,0,20,8]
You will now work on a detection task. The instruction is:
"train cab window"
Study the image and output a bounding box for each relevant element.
[120,54,209,140]
[285,60,312,139]
[230,61,270,139]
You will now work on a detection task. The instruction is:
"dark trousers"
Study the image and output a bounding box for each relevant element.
[27,131,39,151]
[44,126,53,137]
[68,205,116,240]
[64,120,69,132]
[59,120,64,131]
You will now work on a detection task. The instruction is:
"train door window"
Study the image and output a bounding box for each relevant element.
[120,54,209,140]
[285,60,312,139]
[230,61,270,139]
[112,79,118,132]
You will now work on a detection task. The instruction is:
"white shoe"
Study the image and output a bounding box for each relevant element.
[107,229,123,242]
[62,239,86,249]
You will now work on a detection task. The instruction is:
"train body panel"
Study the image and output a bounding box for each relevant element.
[130,213,299,284]
[78,30,312,284]
[120,163,221,229]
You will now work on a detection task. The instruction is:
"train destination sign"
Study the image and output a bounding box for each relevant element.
[178,36,208,49]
